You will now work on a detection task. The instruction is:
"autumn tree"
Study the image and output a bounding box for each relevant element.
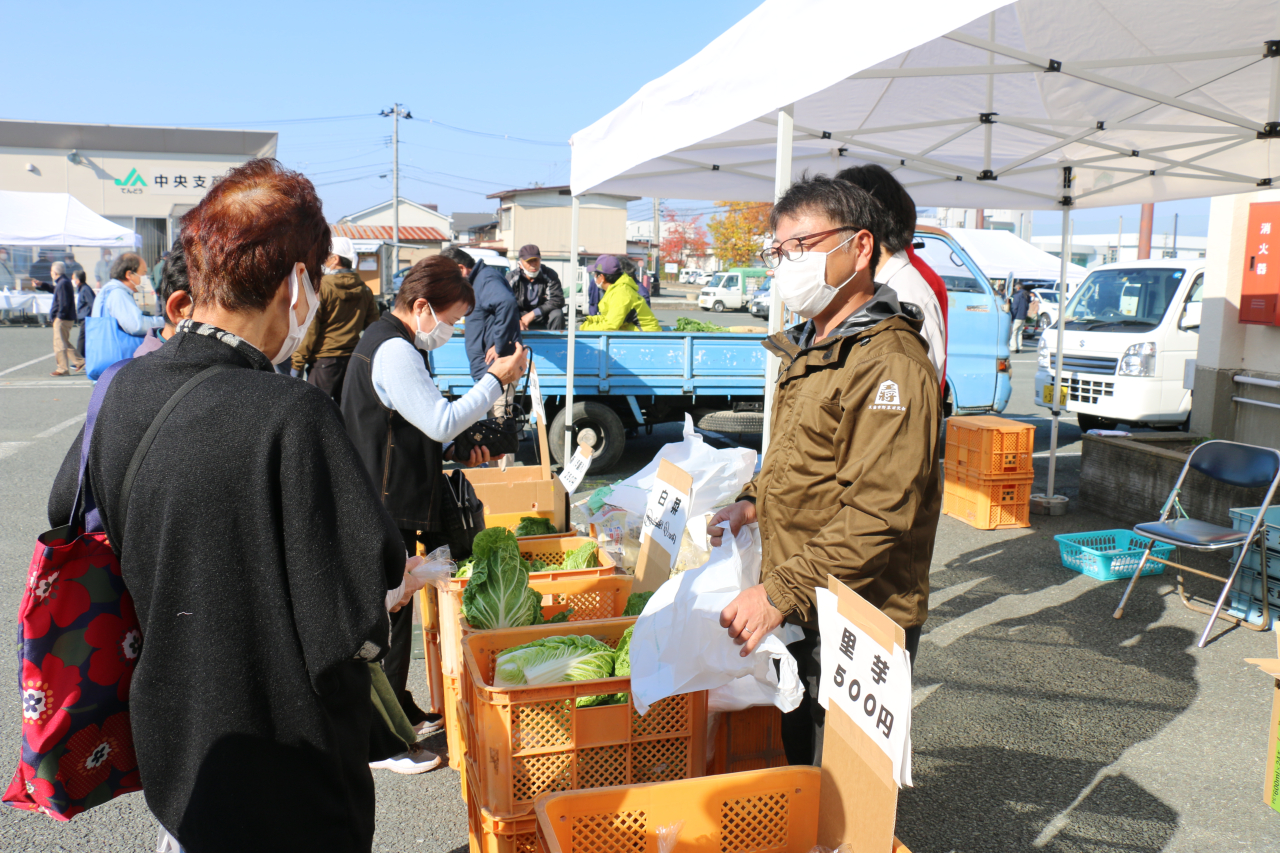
[707,201,772,268]
[658,209,710,280]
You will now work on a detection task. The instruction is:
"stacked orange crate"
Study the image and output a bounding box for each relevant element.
[460,618,708,853]
[943,416,1036,530]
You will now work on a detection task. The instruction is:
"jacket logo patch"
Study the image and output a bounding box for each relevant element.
[871,380,906,412]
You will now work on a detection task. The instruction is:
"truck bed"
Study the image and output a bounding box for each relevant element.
[430,329,768,398]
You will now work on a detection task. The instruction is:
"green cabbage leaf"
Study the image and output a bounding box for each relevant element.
[515,517,556,537]
[493,634,616,689]
[562,541,600,572]
[461,528,542,630]
[622,592,653,617]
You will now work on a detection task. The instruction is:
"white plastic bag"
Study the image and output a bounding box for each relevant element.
[408,544,456,591]
[629,525,803,715]
[605,414,756,519]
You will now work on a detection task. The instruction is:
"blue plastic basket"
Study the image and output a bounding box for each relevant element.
[1054,530,1173,581]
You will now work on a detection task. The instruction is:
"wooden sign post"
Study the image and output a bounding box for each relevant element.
[633,459,694,593]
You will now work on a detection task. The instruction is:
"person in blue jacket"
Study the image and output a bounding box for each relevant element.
[440,247,521,417]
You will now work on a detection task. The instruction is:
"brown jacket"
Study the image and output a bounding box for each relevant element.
[292,270,379,369]
[743,303,942,631]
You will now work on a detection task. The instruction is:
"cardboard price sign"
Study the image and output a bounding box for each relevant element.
[558,444,593,496]
[816,587,912,788]
[814,575,909,853]
[634,459,693,593]
[527,361,546,424]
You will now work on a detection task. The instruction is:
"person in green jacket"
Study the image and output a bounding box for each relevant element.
[579,255,662,332]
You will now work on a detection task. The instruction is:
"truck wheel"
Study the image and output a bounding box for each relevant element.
[548,402,626,473]
[712,301,725,313]
[1077,413,1117,433]
[696,410,765,434]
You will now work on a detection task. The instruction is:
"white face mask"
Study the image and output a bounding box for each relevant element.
[772,231,858,319]
[415,303,454,351]
[272,264,318,365]
[522,263,539,279]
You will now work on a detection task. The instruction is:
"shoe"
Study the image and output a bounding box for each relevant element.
[369,746,442,775]
[414,715,445,738]
[50,370,68,376]
[69,364,83,374]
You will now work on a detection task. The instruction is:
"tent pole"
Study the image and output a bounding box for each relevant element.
[565,196,579,467]
[1034,167,1071,516]
[762,103,794,460]
[1045,204,1069,503]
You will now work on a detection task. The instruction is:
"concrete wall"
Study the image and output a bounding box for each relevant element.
[1190,191,1280,451]
[0,147,244,220]
[497,192,629,258]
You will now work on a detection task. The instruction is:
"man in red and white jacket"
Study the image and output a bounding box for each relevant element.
[837,165,948,395]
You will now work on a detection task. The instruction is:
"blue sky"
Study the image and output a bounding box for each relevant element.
[5,0,1209,237]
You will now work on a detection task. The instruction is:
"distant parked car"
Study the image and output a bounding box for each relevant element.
[691,271,715,286]
[1030,287,1060,334]
[750,285,771,318]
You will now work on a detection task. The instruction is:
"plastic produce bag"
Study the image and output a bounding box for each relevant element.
[605,414,756,519]
[408,544,457,591]
[629,525,803,715]
[655,821,684,853]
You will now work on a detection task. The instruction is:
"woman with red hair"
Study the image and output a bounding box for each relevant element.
[47,159,409,852]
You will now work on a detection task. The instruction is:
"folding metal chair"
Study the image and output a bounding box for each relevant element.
[1113,439,1280,648]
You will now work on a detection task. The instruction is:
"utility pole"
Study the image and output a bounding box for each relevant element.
[652,197,661,295]
[380,104,412,276]
[1172,213,1179,258]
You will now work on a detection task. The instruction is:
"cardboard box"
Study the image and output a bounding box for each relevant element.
[461,410,568,532]
[1246,632,1280,815]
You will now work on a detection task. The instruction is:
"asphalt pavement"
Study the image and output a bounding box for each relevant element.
[1,321,1277,852]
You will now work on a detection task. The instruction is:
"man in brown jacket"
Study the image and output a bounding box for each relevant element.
[710,174,942,766]
[292,236,378,401]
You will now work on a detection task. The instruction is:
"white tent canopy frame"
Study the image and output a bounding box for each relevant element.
[568,0,1280,497]
[0,190,140,249]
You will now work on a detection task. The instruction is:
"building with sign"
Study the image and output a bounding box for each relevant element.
[485,186,637,281]
[0,119,277,282]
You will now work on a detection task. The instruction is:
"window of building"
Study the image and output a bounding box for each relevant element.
[500,207,512,230]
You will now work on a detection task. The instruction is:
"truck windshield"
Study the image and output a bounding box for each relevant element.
[1063,267,1185,329]
[709,274,726,288]
[913,234,989,293]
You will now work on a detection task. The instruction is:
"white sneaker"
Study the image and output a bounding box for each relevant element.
[369,746,442,775]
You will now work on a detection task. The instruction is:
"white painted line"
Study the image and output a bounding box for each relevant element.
[912,682,942,708]
[0,441,32,461]
[922,575,1096,649]
[0,352,56,377]
[930,576,989,608]
[35,413,86,439]
[1032,450,1081,458]
[0,380,93,388]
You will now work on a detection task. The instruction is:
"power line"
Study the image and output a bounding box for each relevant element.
[414,117,566,147]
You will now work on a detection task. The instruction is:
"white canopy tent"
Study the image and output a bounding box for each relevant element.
[947,227,1088,286]
[568,0,1280,504]
[0,190,140,249]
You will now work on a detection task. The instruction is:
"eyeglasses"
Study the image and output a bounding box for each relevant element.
[758,226,859,269]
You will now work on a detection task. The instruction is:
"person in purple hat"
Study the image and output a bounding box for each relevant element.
[506,244,565,330]
[579,255,661,332]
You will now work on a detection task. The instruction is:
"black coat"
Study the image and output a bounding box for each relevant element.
[506,265,564,319]
[48,322,404,853]
[49,274,76,321]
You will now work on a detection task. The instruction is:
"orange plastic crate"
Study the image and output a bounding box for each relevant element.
[709,705,789,776]
[533,766,911,853]
[943,463,1034,530]
[466,760,539,853]
[945,415,1036,477]
[442,673,465,773]
[438,537,620,681]
[440,572,631,680]
[461,617,707,818]
[422,625,444,718]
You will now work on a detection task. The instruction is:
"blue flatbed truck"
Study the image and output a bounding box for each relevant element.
[431,226,1011,473]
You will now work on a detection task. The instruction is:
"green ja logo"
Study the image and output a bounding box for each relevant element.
[113,168,147,187]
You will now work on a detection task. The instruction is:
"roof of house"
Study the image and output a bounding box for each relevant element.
[338,197,449,223]
[0,119,277,158]
[451,212,498,232]
[487,185,639,201]
[331,224,448,242]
